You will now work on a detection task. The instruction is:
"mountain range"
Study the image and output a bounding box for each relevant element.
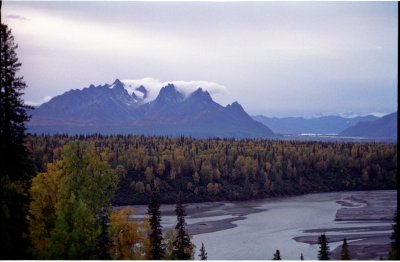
[28,79,397,140]
[340,112,397,138]
[252,114,380,135]
[28,79,275,138]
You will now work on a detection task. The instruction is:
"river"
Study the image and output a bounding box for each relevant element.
[130,190,397,260]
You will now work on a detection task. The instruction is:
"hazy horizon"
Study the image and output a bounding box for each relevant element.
[2,1,398,118]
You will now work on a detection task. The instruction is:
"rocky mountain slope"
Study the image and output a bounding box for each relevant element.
[29,79,275,138]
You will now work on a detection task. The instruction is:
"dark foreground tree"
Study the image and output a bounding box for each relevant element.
[340,238,350,260]
[0,22,34,258]
[172,192,194,259]
[148,189,165,259]
[272,249,281,260]
[318,234,330,260]
[95,207,112,259]
[389,209,398,260]
[199,242,207,260]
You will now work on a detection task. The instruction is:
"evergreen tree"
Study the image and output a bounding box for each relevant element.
[0,21,34,258]
[272,249,281,260]
[389,209,398,260]
[95,207,112,259]
[172,192,194,259]
[318,234,330,260]
[199,242,207,260]
[340,238,350,260]
[148,189,165,259]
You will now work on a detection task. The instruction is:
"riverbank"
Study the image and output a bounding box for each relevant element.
[128,190,396,260]
[294,190,396,260]
[128,199,268,234]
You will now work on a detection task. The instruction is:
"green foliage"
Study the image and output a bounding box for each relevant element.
[171,192,195,259]
[0,23,34,259]
[29,142,118,259]
[318,234,330,260]
[59,142,118,213]
[148,189,165,259]
[26,135,397,205]
[48,142,118,259]
[272,249,281,260]
[199,243,207,260]
[340,238,350,260]
[50,197,98,259]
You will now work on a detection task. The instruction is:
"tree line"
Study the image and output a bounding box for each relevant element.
[26,134,397,205]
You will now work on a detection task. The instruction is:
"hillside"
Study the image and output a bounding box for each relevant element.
[340,112,397,138]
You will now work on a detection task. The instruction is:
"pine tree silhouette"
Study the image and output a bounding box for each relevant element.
[172,192,194,259]
[199,243,208,260]
[273,249,281,260]
[318,234,330,260]
[147,189,165,259]
[340,238,350,260]
[0,19,34,259]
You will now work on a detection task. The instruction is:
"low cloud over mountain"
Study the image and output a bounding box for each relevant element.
[121,78,228,104]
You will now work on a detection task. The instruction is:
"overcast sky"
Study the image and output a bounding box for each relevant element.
[2,1,398,117]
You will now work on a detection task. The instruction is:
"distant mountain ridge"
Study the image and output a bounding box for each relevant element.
[252,114,380,135]
[340,112,397,138]
[29,79,275,138]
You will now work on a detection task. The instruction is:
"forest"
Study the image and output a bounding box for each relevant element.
[27,134,397,205]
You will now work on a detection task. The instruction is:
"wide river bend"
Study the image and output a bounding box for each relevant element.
[130,190,396,260]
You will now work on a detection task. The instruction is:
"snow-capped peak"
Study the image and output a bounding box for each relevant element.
[120,78,227,103]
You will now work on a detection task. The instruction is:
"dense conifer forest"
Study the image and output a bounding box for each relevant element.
[27,134,397,205]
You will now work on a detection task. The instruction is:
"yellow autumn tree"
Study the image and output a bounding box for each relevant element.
[29,161,62,258]
[109,207,151,259]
